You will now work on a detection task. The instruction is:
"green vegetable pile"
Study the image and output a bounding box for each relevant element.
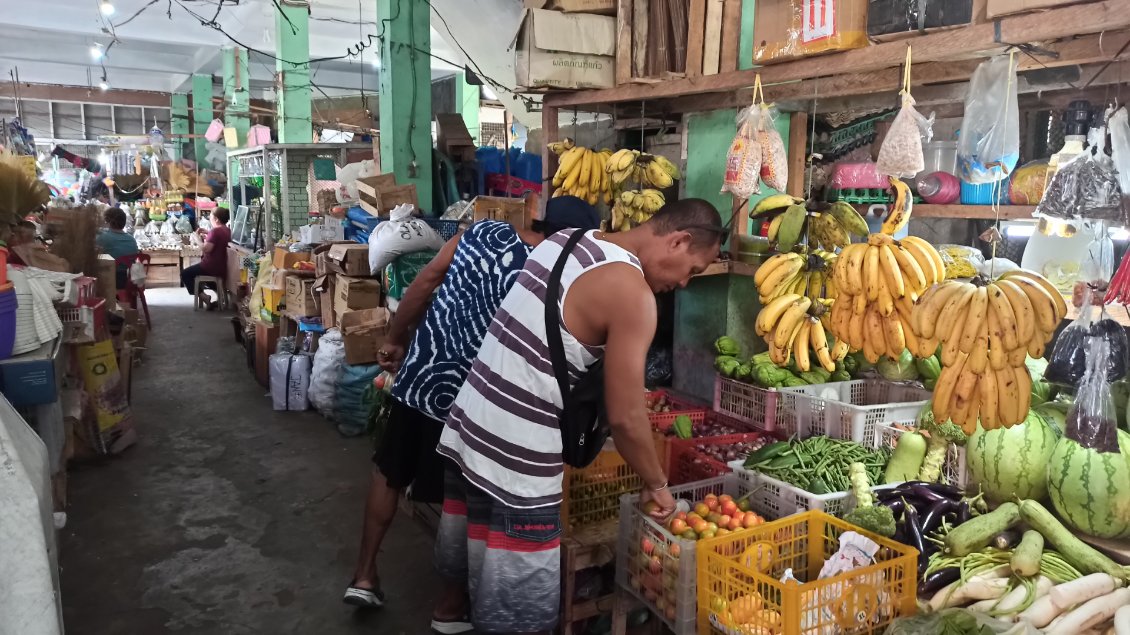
[743,437,889,495]
[717,349,850,388]
[884,608,1021,635]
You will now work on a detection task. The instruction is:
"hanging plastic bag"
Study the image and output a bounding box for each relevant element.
[129,260,147,287]
[1081,220,1114,283]
[174,214,193,234]
[1036,132,1124,223]
[877,48,933,179]
[757,104,788,191]
[1109,107,1130,196]
[721,105,763,199]
[1065,336,1121,453]
[1046,288,1128,386]
[958,54,1020,184]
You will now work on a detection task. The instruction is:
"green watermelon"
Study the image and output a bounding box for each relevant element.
[967,411,1058,504]
[1046,430,1130,539]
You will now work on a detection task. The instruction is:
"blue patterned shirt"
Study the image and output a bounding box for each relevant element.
[391,221,532,422]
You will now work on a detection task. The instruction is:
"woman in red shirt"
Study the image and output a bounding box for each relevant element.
[181,207,231,310]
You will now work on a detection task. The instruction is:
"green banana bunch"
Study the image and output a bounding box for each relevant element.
[610,188,666,232]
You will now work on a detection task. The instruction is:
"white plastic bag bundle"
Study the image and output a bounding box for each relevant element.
[129,260,147,288]
[309,329,346,418]
[335,159,378,202]
[1108,106,1130,195]
[270,353,311,411]
[877,94,933,178]
[368,204,445,273]
[174,215,193,234]
[958,54,1020,184]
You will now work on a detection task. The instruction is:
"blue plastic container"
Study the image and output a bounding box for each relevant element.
[960,177,1011,205]
[0,287,17,361]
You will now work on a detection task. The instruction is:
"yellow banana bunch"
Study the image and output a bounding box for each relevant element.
[606,148,641,186]
[550,144,614,206]
[882,177,913,235]
[609,188,666,232]
[755,294,847,371]
[910,269,1067,432]
[827,233,945,366]
[755,252,838,305]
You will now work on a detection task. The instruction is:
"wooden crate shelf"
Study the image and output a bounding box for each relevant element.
[912,204,1037,220]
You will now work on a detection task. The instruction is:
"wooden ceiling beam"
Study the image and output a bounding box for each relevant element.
[0,82,172,108]
[542,0,1130,109]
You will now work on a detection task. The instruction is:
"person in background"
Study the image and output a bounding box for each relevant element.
[343,197,601,635]
[95,207,139,289]
[433,199,723,635]
[180,207,231,310]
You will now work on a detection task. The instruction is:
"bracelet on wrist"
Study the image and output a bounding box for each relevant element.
[650,480,668,492]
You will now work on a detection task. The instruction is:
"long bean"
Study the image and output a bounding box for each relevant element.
[748,437,889,494]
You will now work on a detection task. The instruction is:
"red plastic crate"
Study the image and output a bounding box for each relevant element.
[667,432,767,485]
[646,389,708,429]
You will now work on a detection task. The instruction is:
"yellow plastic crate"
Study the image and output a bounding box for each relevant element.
[562,434,666,536]
[696,510,917,635]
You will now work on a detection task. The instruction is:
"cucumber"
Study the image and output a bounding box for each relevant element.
[944,502,1021,557]
[745,441,788,466]
[1010,530,1044,577]
[1018,499,1129,579]
[883,431,928,484]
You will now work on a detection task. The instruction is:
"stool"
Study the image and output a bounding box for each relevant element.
[194,276,227,311]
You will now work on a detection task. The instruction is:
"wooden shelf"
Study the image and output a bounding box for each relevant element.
[695,260,758,278]
[913,205,1037,220]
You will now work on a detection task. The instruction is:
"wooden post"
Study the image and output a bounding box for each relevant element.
[685,0,706,78]
[616,0,634,84]
[787,111,808,198]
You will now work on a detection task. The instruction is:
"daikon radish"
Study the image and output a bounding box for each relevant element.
[1114,604,1130,635]
[1050,573,1121,608]
[1046,588,1130,635]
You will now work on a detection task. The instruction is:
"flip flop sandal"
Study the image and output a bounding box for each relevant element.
[430,614,474,634]
[342,580,385,609]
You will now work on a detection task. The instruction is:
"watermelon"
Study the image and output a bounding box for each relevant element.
[1033,401,1068,439]
[1046,430,1130,539]
[967,411,1058,504]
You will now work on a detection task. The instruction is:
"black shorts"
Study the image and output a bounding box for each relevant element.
[373,399,446,503]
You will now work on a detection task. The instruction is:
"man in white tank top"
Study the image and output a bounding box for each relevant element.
[432,199,723,634]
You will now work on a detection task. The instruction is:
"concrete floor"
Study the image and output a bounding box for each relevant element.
[60,288,438,635]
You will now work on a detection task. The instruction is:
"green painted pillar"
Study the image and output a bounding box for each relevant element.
[455,72,480,144]
[378,0,433,212]
[222,47,252,147]
[170,93,189,160]
[740,0,755,70]
[191,74,213,163]
[275,4,312,143]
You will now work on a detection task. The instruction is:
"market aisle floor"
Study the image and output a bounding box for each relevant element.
[60,288,439,635]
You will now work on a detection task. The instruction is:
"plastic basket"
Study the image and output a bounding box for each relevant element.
[563,436,667,536]
[617,473,766,635]
[775,379,931,441]
[727,462,897,521]
[696,510,918,635]
[422,218,463,241]
[875,423,968,487]
[647,389,710,431]
[58,297,106,344]
[668,433,769,486]
[713,375,779,432]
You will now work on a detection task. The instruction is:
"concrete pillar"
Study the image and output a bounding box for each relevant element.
[191,74,213,163]
[378,0,433,212]
[455,72,480,144]
[222,47,252,147]
[275,4,312,143]
[170,93,189,160]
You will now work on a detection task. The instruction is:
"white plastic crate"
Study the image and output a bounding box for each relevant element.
[712,375,778,432]
[774,379,931,441]
[875,423,968,487]
[616,473,764,635]
[727,460,899,520]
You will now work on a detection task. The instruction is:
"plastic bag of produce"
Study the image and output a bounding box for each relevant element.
[1008,160,1050,205]
[756,104,788,191]
[334,362,382,437]
[1036,128,1124,224]
[877,94,932,179]
[367,203,445,274]
[936,244,983,279]
[1065,336,1121,452]
[958,54,1020,184]
[309,328,345,418]
[885,608,1039,635]
[721,105,763,199]
[1110,106,1130,197]
[1046,289,1128,386]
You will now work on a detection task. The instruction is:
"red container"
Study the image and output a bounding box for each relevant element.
[667,432,768,485]
[646,389,708,431]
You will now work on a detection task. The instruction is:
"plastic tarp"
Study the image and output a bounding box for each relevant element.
[0,393,63,635]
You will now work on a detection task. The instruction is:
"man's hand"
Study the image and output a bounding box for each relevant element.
[640,486,676,523]
[376,342,406,372]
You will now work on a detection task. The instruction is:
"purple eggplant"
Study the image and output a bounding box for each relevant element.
[918,567,960,596]
[921,499,958,536]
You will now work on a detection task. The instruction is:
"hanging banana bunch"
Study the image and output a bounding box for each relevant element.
[610,189,665,232]
[549,139,612,206]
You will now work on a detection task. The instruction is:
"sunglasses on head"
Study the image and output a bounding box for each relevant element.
[676,217,732,238]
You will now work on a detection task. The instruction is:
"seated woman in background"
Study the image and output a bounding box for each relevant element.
[95,207,139,288]
[181,207,231,310]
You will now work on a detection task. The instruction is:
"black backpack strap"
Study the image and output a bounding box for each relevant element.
[545,230,589,410]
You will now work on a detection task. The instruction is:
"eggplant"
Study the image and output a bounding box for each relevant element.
[882,497,907,520]
[918,567,961,597]
[909,483,950,505]
[957,501,972,525]
[921,499,958,536]
[904,504,927,575]
[991,529,1022,550]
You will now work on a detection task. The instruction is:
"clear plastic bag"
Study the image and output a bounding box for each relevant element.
[1110,107,1130,195]
[877,93,932,178]
[885,608,1039,635]
[721,105,763,198]
[756,104,788,191]
[1065,336,1121,452]
[1046,289,1129,386]
[958,54,1020,184]
[1036,137,1124,223]
[1081,220,1114,283]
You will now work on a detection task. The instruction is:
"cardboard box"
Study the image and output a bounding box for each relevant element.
[254,320,280,388]
[513,9,616,90]
[285,276,321,317]
[299,221,347,244]
[146,264,180,288]
[312,241,354,277]
[340,308,391,365]
[868,0,985,40]
[523,0,616,14]
[985,0,1078,17]
[436,113,477,158]
[0,339,62,407]
[472,195,529,228]
[335,275,382,319]
[273,245,312,271]
[359,184,420,217]
[752,0,868,64]
[326,243,373,277]
[315,275,337,328]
